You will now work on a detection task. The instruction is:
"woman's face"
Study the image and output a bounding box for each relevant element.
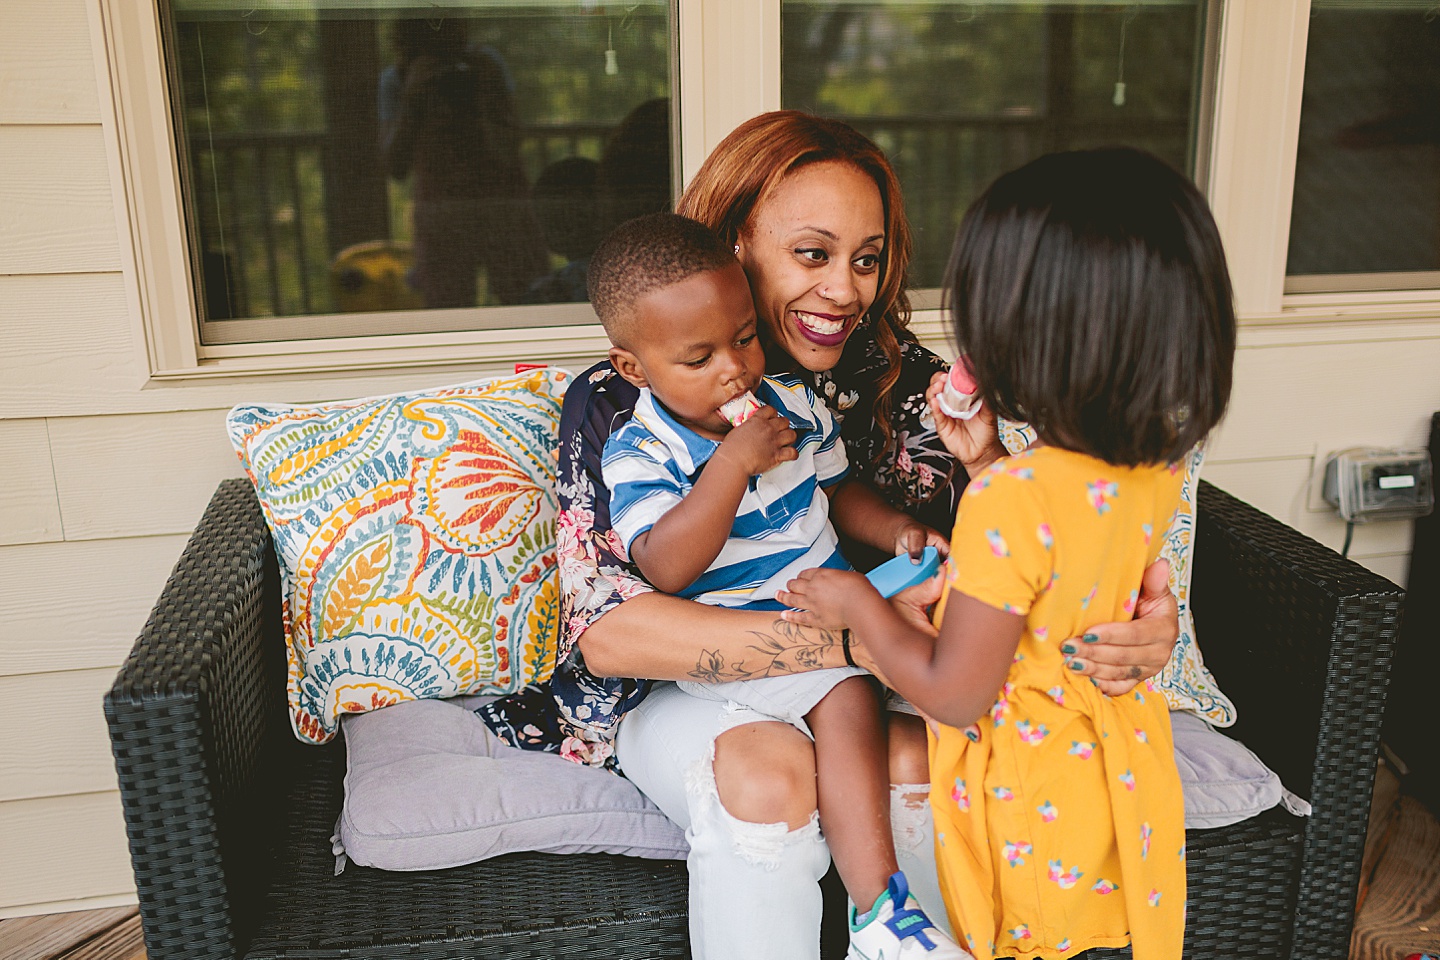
[737,161,886,373]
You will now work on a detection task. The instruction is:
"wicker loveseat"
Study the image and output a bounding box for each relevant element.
[105,477,1402,960]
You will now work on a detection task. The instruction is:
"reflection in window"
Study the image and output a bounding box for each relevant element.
[781,2,1213,288]
[164,2,672,337]
[1287,2,1440,287]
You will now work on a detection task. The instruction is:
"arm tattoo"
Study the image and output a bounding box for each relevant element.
[687,619,842,683]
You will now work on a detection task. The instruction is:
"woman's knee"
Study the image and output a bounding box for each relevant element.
[712,721,818,829]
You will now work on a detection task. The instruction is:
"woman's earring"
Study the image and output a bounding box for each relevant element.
[733,244,740,255]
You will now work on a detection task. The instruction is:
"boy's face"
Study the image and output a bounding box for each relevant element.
[610,262,766,439]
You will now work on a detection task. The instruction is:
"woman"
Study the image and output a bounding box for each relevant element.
[477,111,1180,959]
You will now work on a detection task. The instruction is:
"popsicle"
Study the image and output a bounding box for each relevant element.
[937,359,983,420]
[719,391,763,426]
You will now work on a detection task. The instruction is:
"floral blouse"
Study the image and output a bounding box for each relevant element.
[476,327,968,767]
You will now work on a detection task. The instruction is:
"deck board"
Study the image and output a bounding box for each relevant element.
[0,907,136,960]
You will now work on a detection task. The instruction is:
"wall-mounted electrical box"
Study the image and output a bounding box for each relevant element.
[1322,447,1434,523]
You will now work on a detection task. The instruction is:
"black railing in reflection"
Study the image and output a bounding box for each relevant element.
[191,115,1187,320]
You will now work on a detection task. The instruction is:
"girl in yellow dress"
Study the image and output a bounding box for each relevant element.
[780,147,1236,960]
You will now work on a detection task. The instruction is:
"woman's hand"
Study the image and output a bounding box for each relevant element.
[1061,559,1179,696]
[926,371,1006,475]
[894,520,950,560]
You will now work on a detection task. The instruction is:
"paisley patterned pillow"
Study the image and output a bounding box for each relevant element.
[998,421,1236,726]
[226,368,570,744]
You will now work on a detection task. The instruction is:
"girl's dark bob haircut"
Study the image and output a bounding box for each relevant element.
[945,147,1236,467]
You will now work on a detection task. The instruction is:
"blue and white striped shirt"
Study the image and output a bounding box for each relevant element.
[602,374,851,610]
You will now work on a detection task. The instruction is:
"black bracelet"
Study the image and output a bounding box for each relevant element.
[841,628,857,668]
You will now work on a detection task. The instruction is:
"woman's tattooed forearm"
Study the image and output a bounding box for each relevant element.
[687,619,843,682]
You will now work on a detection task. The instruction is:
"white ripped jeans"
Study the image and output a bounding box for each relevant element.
[616,680,950,960]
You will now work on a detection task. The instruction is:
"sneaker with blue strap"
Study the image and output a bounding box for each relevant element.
[847,871,973,959]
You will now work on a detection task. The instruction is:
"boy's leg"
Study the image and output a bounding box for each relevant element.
[807,675,898,908]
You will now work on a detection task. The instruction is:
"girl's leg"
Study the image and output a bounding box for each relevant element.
[887,712,955,938]
[617,682,832,960]
[806,676,898,908]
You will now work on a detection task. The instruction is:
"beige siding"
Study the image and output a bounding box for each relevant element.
[0,420,63,545]
[0,534,190,676]
[0,793,136,909]
[0,0,99,124]
[48,410,247,540]
[0,669,119,802]
[0,125,119,275]
[0,0,1433,919]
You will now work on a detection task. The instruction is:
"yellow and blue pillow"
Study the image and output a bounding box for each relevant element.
[226,368,569,744]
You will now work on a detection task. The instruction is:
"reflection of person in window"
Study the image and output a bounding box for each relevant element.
[523,156,600,304]
[379,20,547,308]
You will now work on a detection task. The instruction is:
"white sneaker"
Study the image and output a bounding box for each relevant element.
[847,872,974,959]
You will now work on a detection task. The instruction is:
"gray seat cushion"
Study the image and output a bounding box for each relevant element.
[337,698,1290,872]
[337,697,688,871]
[1172,710,1289,828]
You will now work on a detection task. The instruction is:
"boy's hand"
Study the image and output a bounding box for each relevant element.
[712,405,797,477]
[778,567,874,632]
[894,520,950,561]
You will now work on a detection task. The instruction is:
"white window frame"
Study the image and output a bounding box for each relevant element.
[90,0,777,382]
[92,0,1432,384]
[1208,0,1440,327]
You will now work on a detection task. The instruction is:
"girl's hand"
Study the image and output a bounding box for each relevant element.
[894,520,951,561]
[926,371,1006,475]
[889,573,945,635]
[778,568,874,632]
[1061,559,1178,696]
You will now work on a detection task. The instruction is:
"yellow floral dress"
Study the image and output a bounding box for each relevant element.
[930,447,1187,959]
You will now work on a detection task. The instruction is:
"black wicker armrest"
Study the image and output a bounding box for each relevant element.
[1191,480,1403,959]
[105,478,290,960]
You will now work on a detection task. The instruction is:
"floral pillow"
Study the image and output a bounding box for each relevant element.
[998,421,1236,726]
[226,368,570,743]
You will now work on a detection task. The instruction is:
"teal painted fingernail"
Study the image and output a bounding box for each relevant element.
[1060,643,1077,655]
[1090,678,1100,687]
[1082,633,1099,644]
[1069,660,1085,671]
[966,729,980,742]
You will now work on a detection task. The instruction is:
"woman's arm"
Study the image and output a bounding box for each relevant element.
[827,479,949,559]
[577,592,850,681]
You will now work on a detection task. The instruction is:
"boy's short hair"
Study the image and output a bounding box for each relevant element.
[587,212,737,347]
[945,147,1236,467]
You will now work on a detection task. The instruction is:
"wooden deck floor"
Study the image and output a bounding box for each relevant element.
[4,763,1436,960]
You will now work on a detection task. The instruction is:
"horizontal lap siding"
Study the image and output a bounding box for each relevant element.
[0,534,190,676]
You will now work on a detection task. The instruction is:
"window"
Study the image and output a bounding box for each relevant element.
[162,0,674,346]
[1287,1,1440,293]
[780,1,1219,290]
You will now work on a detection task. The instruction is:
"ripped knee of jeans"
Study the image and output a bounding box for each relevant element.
[684,725,823,870]
[890,782,931,853]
